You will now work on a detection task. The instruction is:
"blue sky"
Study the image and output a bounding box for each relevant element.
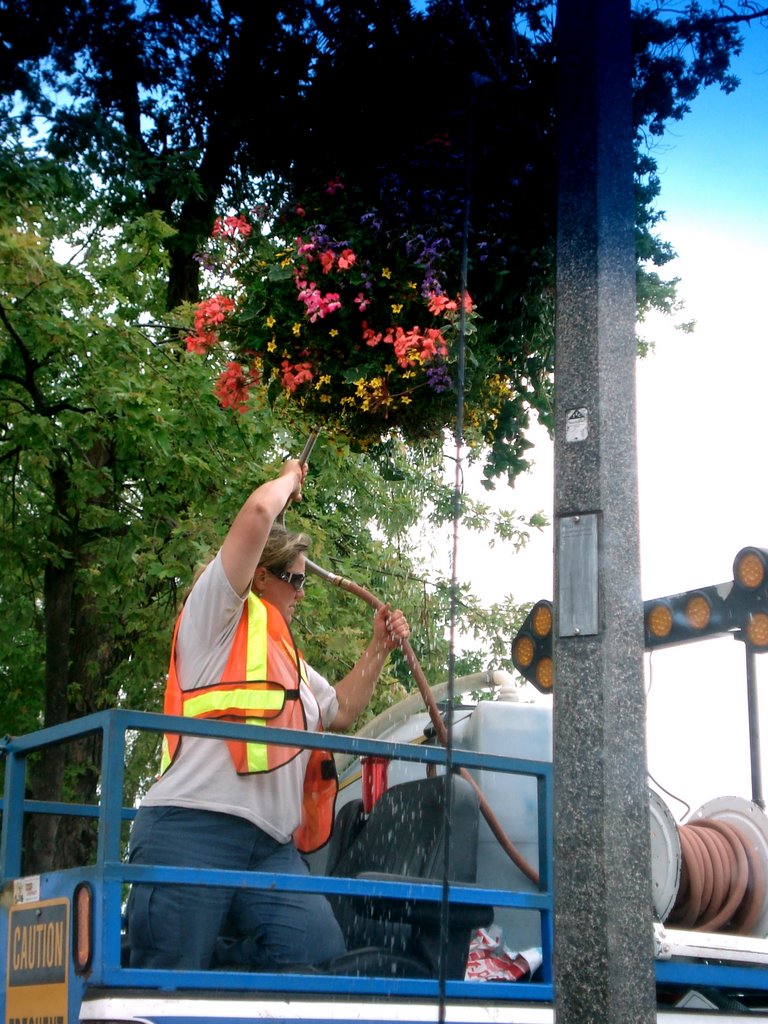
[653,22,768,245]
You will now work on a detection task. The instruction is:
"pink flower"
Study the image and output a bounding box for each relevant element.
[295,278,341,321]
[355,292,371,312]
[325,178,345,195]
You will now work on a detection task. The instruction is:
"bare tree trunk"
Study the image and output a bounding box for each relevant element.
[24,451,116,872]
[24,552,75,873]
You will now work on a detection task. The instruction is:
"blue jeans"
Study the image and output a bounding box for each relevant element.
[126,805,345,970]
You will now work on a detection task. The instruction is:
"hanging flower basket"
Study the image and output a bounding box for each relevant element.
[184,183,503,447]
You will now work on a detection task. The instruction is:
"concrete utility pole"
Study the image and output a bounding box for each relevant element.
[552,1,656,1021]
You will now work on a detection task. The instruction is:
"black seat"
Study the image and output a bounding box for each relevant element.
[322,773,493,979]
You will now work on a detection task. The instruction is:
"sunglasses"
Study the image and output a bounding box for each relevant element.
[269,569,307,592]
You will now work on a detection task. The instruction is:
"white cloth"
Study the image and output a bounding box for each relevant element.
[139,552,339,842]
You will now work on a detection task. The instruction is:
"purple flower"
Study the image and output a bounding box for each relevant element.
[426,364,453,394]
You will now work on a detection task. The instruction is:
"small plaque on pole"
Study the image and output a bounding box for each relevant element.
[557,513,599,637]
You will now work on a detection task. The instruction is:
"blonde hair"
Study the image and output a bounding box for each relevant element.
[258,523,312,574]
[182,525,311,606]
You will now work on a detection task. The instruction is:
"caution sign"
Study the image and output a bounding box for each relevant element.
[6,897,68,1024]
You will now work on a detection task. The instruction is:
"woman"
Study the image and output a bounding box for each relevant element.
[127,459,410,971]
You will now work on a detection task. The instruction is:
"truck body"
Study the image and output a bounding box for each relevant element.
[4,688,768,1023]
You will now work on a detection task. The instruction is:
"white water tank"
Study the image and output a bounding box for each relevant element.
[458,698,552,951]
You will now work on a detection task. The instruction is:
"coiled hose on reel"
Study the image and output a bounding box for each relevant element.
[668,816,766,934]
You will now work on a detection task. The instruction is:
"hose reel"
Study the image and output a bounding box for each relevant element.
[650,793,768,936]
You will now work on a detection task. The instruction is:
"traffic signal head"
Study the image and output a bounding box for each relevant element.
[731,548,768,650]
[513,547,768,683]
[744,611,768,651]
[511,599,554,694]
[733,547,768,594]
[643,584,733,649]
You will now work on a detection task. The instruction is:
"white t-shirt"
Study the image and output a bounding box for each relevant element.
[140,552,340,842]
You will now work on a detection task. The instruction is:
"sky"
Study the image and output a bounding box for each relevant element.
[453,20,768,821]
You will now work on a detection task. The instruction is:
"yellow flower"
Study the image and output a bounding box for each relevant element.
[292,323,302,336]
[320,395,331,403]
[391,303,403,315]
[400,395,412,405]
[318,374,332,385]
[381,267,392,279]
[265,315,276,328]
[267,339,276,352]
[329,328,338,337]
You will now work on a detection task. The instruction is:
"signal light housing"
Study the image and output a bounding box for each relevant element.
[643,584,733,649]
[745,611,768,650]
[509,545,768,692]
[512,600,555,693]
[731,548,768,649]
[733,548,768,593]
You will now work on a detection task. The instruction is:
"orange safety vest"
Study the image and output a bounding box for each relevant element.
[160,592,337,853]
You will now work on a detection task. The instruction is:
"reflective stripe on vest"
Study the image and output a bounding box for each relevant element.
[161,592,307,775]
[160,586,338,852]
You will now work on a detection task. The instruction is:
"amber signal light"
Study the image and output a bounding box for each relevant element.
[511,600,554,694]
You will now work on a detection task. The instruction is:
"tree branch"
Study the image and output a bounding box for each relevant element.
[0,303,95,416]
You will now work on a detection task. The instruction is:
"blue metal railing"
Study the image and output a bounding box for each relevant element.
[0,708,555,1003]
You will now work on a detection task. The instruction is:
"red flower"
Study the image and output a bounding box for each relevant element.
[195,295,235,329]
[319,250,335,274]
[214,361,254,413]
[185,331,217,354]
[338,248,356,270]
[362,322,382,347]
[185,295,236,353]
[211,215,252,240]
[281,360,314,393]
[427,290,473,316]
[391,326,447,368]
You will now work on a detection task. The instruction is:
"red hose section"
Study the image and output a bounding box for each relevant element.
[668,817,765,934]
[307,561,541,886]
